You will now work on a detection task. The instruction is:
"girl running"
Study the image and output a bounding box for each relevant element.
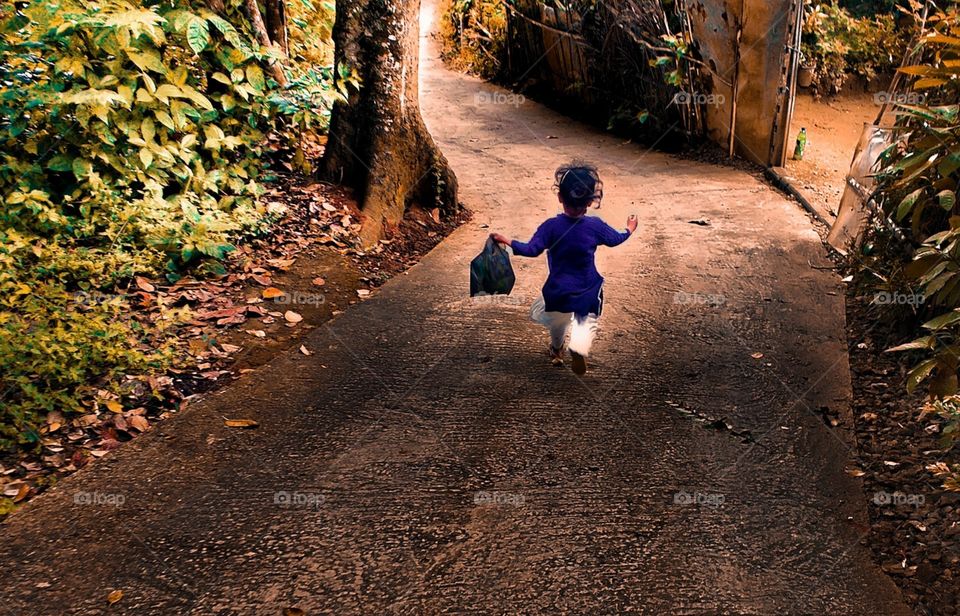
[490,163,636,375]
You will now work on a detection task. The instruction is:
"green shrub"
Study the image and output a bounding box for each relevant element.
[856,4,960,491]
[801,1,905,95]
[440,0,506,79]
[0,0,339,448]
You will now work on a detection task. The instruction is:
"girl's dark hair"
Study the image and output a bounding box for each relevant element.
[554,162,603,211]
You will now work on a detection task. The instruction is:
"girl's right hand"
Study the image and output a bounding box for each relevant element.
[626,215,638,234]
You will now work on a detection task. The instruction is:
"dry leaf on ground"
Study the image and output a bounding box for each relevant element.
[224,419,259,429]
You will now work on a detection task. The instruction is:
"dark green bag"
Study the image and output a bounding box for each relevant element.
[470,238,516,296]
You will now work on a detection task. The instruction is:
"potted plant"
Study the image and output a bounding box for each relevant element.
[798,61,816,88]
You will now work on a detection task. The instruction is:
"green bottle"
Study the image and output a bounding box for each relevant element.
[793,127,807,160]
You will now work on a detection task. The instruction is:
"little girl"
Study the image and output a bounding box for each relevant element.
[490,163,637,375]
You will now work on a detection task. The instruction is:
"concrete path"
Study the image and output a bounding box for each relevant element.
[0,8,911,615]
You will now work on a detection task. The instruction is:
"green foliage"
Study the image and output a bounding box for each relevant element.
[801,0,905,95]
[856,4,960,490]
[439,0,506,79]
[0,0,339,448]
[872,10,960,394]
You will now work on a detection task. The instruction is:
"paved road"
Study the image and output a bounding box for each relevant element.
[0,7,911,615]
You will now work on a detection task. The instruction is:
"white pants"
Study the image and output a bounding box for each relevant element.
[530,298,599,356]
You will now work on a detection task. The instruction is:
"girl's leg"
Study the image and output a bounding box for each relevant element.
[567,314,597,375]
[568,286,603,359]
[543,311,573,351]
[568,314,599,357]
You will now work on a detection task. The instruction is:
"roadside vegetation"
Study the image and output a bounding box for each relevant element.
[800,0,908,96]
[853,2,960,492]
[0,0,339,451]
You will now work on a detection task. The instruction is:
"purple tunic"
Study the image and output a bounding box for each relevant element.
[511,214,631,317]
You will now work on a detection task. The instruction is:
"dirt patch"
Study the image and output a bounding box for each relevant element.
[846,292,960,615]
[784,91,879,220]
[0,172,468,516]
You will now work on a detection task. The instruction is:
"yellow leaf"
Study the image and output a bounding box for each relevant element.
[154,110,175,130]
[914,78,948,90]
[224,419,259,428]
[141,117,156,143]
[105,400,123,413]
[155,84,181,103]
[106,590,123,605]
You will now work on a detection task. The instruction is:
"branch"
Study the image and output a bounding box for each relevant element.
[242,0,288,87]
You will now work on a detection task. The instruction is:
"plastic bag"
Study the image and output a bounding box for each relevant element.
[470,238,516,296]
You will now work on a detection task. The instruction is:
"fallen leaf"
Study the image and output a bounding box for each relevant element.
[312,277,325,287]
[357,289,370,297]
[247,329,266,338]
[105,400,123,414]
[750,352,763,359]
[224,419,259,429]
[75,414,99,427]
[128,416,149,432]
[299,345,313,356]
[107,589,123,605]
[430,208,441,224]
[284,310,303,323]
[284,609,306,616]
[262,287,285,299]
[267,258,295,270]
[846,468,867,477]
[2,481,25,497]
[220,343,242,353]
[13,483,30,502]
[35,582,51,589]
[135,276,155,292]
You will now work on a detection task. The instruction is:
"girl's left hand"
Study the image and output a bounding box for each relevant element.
[490,232,510,245]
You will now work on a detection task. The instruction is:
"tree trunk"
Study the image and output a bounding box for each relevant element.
[242,0,288,87]
[264,0,290,56]
[320,0,458,245]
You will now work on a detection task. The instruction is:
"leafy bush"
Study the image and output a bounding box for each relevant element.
[801,0,905,95]
[440,0,507,79]
[856,4,960,490]
[0,0,339,448]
